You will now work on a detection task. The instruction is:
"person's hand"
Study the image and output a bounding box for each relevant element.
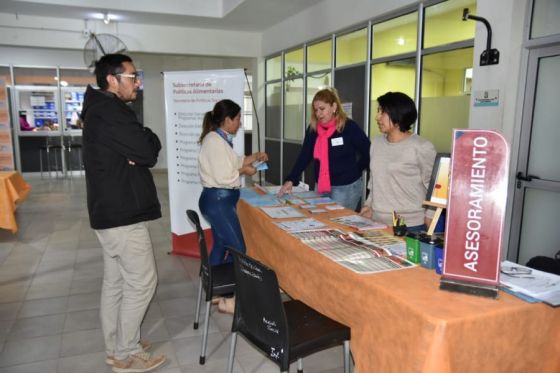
[240,165,257,176]
[359,206,373,218]
[245,165,257,176]
[254,152,268,162]
[277,181,293,197]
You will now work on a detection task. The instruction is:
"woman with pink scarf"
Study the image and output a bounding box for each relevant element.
[278,88,370,211]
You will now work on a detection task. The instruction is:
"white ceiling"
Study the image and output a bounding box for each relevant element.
[0,0,325,32]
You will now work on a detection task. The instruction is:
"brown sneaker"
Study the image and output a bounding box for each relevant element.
[112,352,166,373]
[105,340,152,366]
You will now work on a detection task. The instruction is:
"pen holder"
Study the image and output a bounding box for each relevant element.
[435,244,444,275]
[405,232,421,264]
[393,224,407,237]
[419,234,443,270]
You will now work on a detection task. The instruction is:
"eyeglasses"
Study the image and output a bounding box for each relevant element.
[116,73,140,81]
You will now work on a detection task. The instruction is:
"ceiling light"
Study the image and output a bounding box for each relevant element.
[103,12,110,24]
[54,77,68,87]
[60,81,68,87]
[397,37,405,46]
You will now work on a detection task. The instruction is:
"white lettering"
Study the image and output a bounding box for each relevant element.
[464,137,488,273]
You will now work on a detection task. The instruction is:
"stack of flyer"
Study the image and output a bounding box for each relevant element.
[500,260,560,306]
[330,215,387,231]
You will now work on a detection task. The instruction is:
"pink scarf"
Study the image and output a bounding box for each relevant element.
[313,118,337,193]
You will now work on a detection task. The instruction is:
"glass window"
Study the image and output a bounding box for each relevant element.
[16,88,60,133]
[13,67,58,86]
[530,0,560,39]
[265,82,282,138]
[306,72,332,123]
[0,66,11,87]
[307,40,332,73]
[424,1,476,48]
[285,48,304,79]
[420,47,474,152]
[372,12,418,59]
[336,28,367,67]
[283,78,304,141]
[266,56,282,81]
[369,58,416,138]
[59,68,95,87]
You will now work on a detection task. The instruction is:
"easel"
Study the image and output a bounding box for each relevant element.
[423,201,446,236]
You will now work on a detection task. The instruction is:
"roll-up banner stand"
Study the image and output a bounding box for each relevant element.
[440,129,510,298]
[163,69,245,257]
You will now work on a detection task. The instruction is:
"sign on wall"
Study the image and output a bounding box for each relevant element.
[162,69,245,256]
[441,129,510,297]
[0,79,14,170]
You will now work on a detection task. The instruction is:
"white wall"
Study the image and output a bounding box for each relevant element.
[467,0,530,253]
[0,13,261,57]
[468,0,527,142]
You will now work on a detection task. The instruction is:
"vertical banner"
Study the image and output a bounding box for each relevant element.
[163,69,245,256]
[0,79,15,170]
[441,129,510,297]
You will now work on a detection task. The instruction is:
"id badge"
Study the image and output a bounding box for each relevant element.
[331,137,344,146]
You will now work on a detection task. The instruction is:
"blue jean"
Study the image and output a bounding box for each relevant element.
[318,176,363,211]
[199,188,246,265]
[407,224,427,233]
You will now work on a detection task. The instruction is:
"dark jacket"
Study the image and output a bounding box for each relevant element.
[285,119,370,187]
[82,85,161,229]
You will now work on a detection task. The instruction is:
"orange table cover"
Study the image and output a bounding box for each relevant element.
[0,171,31,233]
[238,199,560,373]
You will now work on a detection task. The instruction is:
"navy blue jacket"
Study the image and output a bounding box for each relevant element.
[82,85,161,229]
[285,119,370,187]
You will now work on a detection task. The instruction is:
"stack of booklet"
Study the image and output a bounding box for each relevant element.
[330,215,387,231]
[500,260,560,306]
[290,229,415,274]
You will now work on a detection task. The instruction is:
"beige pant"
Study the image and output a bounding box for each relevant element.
[95,221,157,360]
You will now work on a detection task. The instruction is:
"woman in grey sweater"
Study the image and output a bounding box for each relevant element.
[360,92,436,231]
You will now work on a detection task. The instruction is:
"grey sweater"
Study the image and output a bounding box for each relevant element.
[364,134,436,227]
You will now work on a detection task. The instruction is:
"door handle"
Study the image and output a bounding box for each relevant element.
[516,172,540,188]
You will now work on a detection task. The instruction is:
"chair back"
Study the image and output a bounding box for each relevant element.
[230,250,290,367]
[186,210,212,290]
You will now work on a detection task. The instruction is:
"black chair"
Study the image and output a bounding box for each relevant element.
[185,210,236,365]
[227,250,351,373]
[526,250,560,275]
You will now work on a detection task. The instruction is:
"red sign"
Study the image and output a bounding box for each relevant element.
[442,129,510,286]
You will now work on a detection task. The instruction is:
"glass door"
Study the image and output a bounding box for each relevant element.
[509,45,560,265]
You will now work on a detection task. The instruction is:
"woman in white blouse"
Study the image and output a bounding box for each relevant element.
[198,99,267,312]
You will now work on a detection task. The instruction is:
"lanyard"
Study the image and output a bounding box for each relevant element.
[215,128,233,148]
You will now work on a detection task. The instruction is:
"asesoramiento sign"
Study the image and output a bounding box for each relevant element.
[442,129,510,287]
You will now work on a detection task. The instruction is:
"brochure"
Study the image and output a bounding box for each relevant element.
[289,229,415,274]
[261,206,305,219]
[500,260,560,300]
[349,230,407,257]
[304,197,335,205]
[274,218,328,232]
[330,215,387,231]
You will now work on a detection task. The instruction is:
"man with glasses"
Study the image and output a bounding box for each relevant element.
[82,54,166,373]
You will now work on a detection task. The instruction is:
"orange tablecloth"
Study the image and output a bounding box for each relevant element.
[0,171,31,233]
[238,199,560,373]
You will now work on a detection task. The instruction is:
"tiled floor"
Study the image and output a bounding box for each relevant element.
[0,173,350,373]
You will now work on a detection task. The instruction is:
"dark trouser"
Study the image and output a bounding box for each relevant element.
[199,187,246,265]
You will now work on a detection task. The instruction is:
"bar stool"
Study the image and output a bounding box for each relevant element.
[65,136,83,177]
[39,137,63,179]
